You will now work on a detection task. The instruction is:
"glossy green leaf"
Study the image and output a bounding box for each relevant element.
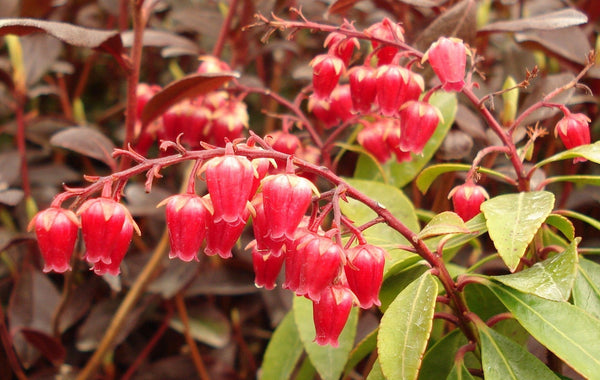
[534,142,600,168]
[379,263,429,312]
[446,360,476,380]
[355,92,457,188]
[476,321,561,380]
[418,212,470,240]
[343,327,377,377]
[486,283,600,379]
[544,175,600,187]
[259,312,303,380]
[379,272,438,380]
[432,213,488,256]
[293,296,358,380]
[367,359,385,380]
[545,214,575,241]
[340,179,419,250]
[415,163,511,194]
[481,191,555,271]
[573,257,600,319]
[491,239,579,302]
[555,209,600,232]
[418,329,469,380]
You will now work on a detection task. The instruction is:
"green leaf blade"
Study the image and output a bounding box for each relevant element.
[573,257,600,319]
[486,283,600,379]
[481,191,555,271]
[293,296,358,380]
[476,322,561,380]
[259,312,303,380]
[491,239,579,301]
[418,211,470,240]
[379,272,438,380]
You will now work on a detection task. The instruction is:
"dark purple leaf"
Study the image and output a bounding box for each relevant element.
[0,18,123,61]
[415,0,478,50]
[0,151,22,186]
[121,29,199,54]
[147,259,201,298]
[19,328,66,364]
[20,0,53,18]
[437,130,474,160]
[50,126,116,170]
[141,72,239,128]
[124,183,172,217]
[517,72,575,127]
[185,266,257,296]
[479,8,588,33]
[169,302,232,348]
[455,103,487,140]
[0,189,24,206]
[56,279,95,333]
[326,0,360,16]
[21,34,62,85]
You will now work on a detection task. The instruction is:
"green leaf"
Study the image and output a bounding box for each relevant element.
[480,191,555,271]
[367,359,385,380]
[415,163,512,194]
[343,327,377,377]
[545,214,575,241]
[293,296,358,380]
[490,239,579,301]
[446,360,476,380]
[534,142,600,168]
[379,272,438,380]
[379,263,429,312]
[355,92,457,188]
[573,257,600,319]
[476,321,561,380]
[544,175,600,187]
[259,312,303,380]
[418,211,470,240]
[433,213,488,256]
[555,209,600,232]
[418,329,469,380]
[340,178,419,250]
[486,283,600,379]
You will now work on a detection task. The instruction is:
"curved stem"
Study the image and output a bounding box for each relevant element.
[212,0,239,58]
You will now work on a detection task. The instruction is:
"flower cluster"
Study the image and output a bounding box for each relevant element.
[134,57,249,155]
[30,142,387,346]
[307,22,468,163]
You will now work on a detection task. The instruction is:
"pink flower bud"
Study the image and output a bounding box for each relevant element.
[324,32,359,66]
[310,54,345,99]
[555,113,591,163]
[160,194,211,262]
[197,56,231,74]
[329,84,354,123]
[308,95,339,128]
[344,244,386,309]
[365,18,405,66]
[357,121,392,163]
[28,208,79,273]
[398,101,441,154]
[79,198,137,265]
[376,65,423,116]
[251,244,285,290]
[423,37,467,92]
[349,65,377,114]
[91,219,134,276]
[210,100,248,146]
[449,182,489,221]
[313,284,354,347]
[261,173,316,244]
[204,151,255,226]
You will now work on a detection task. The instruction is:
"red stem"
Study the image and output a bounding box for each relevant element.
[212,0,239,58]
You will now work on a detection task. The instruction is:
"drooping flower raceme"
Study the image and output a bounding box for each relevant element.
[423,37,468,92]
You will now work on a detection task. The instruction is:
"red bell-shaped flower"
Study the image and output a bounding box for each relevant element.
[344,244,386,309]
[261,173,316,244]
[28,207,79,273]
[91,219,134,276]
[283,229,318,292]
[555,112,591,163]
[398,101,441,154]
[423,37,467,92]
[324,32,359,66]
[376,65,423,116]
[250,244,285,290]
[349,65,377,114]
[204,147,255,226]
[251,194,284,252]
[365,18,405,66]
[313,283,354,347]
[357,121,392,163]
[329,84,354,123]
[79,198,137,265]
[310,54,345,99]
[210,100,248,146]
[308,95,339,128]
[448,181,489,222]
[205,206,250,259]
[160,194,211,262]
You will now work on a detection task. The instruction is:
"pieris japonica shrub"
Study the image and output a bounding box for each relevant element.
[2,1,600,379]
